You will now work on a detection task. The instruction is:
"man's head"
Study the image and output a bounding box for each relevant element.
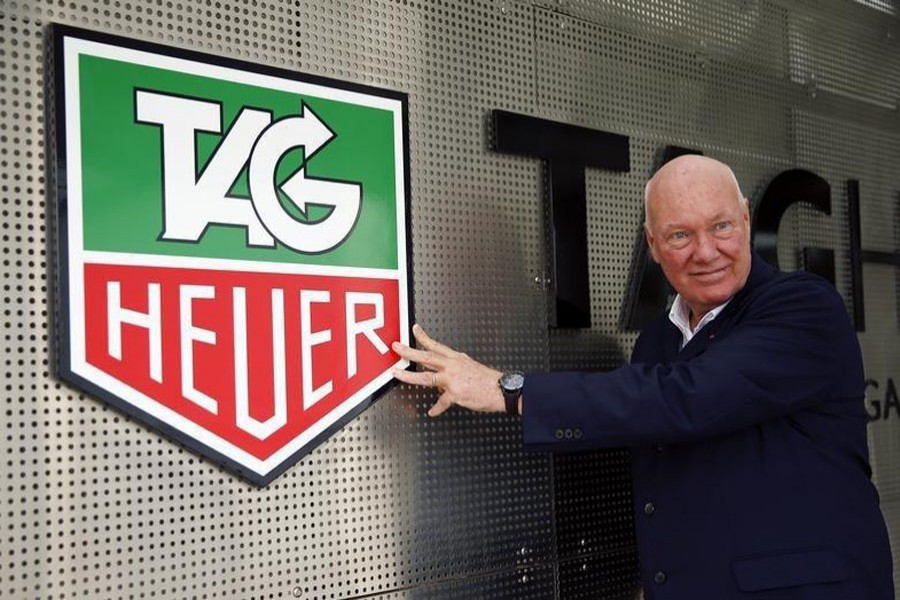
[644,155,752,323]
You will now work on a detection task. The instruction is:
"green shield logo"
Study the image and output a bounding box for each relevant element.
[54,26,412,486]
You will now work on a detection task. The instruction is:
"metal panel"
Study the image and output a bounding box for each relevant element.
[3,0,900,598]
[4,0,556,598]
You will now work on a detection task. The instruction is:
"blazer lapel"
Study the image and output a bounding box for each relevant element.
[661,321,683,363]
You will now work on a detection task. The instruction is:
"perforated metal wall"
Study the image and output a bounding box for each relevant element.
[2,0,900,598]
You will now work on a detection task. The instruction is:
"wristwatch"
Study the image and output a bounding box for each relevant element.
[499,371,525,415]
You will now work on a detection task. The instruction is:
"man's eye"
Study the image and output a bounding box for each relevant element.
[715,221,732,231]
[668,231,689,245]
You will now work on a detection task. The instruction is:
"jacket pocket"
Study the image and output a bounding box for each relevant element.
[731,547,847,592]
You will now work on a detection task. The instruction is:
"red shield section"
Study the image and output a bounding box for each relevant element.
[82,263,402,463]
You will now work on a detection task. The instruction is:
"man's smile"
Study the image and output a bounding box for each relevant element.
[690,265,731,282]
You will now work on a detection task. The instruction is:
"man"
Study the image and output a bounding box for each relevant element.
[392,155,894,598]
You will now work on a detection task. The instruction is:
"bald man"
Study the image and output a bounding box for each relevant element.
[393,156,893,598]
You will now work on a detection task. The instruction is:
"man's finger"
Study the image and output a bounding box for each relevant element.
[391,342,446,370]
[428,393,453,417]
[413,324,457,357]
[392,368,437,388]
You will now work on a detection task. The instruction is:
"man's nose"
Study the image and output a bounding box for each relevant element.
[693,233,720,262]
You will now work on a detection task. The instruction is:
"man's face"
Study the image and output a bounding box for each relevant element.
[645,166,752,320]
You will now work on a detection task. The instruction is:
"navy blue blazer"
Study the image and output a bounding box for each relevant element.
[524,254,893,599]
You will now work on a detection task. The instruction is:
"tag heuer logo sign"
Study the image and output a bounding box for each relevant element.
[53,27,412,486]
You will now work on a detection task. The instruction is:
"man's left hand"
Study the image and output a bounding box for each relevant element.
[392,324,505,417]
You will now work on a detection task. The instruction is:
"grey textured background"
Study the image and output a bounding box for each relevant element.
[2,0,900,598]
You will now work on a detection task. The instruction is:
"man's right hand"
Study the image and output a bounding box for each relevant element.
[392,324,507,417]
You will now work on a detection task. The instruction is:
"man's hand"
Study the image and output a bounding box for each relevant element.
[392,324,505,417]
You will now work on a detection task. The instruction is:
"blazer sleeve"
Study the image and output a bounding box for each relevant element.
[522,275,866,451]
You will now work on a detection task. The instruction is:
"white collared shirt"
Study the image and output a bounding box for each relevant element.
[668,294,731,348]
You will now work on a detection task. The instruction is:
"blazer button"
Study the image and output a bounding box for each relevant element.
[654,571,667,585]
[655,444,664,452]
[565,428,573,439]
[643,501,655,516]
[555,429,564,440]
[573,428,582,439]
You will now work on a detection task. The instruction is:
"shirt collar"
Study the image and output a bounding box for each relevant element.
[668,294,731,347]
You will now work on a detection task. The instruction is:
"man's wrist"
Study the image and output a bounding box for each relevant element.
[498,371,525,415]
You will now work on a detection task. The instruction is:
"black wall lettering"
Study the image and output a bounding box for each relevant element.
[800,247,836,286]
[492,110,630,328]
[753,169,834,286]
[491,108,900,334]
[884,378,900,420]
[854,187,900,332]
[866,379,881,421]
[847,180,866,331]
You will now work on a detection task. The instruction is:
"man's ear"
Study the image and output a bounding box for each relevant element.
[645,225,660,263]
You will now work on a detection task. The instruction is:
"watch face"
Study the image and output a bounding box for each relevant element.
[501,371,525,391]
